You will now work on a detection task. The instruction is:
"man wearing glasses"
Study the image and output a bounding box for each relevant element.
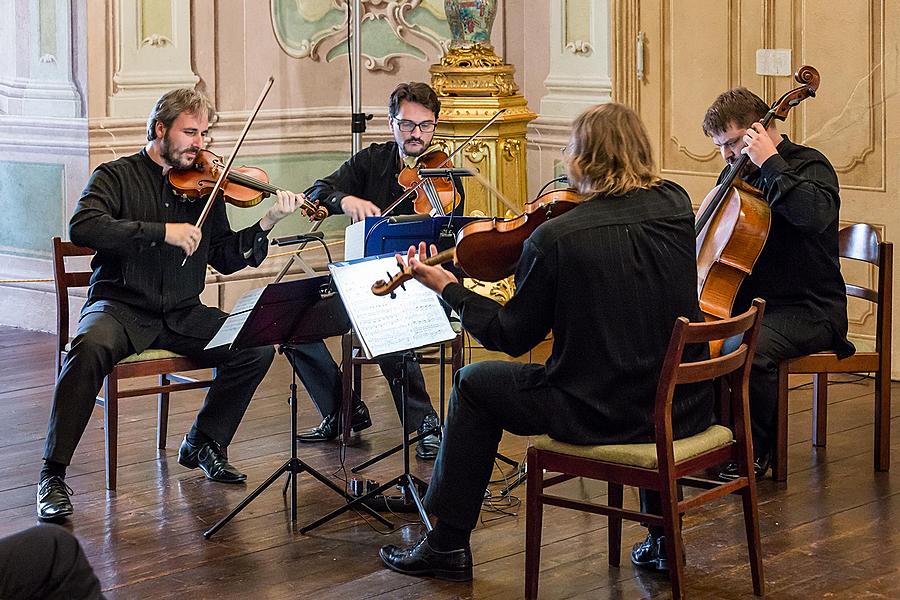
[282,82,462,460]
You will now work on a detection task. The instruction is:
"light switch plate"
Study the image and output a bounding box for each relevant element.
[756,49,792,76]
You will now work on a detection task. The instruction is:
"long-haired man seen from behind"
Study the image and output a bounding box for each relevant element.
[378,103,715,580]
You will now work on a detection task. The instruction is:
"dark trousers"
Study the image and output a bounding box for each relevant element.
[734,306,835,456]
[283,340,435,432]
[426,361,682,538]
[0,525,104,600]
[424,360,599,532]
[44,311,275,466]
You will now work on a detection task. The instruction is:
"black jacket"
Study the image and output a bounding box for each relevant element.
[731,136,854,358]
[70,150,269,352]
[442,181,715,444]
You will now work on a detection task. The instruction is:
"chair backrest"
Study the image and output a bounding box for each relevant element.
[51,236,95,372]
[837,224,892,358]
[653,299,766,448]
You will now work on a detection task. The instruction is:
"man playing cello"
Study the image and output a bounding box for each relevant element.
[702,88,854,481]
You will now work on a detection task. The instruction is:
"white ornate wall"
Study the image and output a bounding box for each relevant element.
[527,0,613,197]
[0,0,89,332]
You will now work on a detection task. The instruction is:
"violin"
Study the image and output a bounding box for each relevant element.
[372,185,582,297]
[397,148,462,216]
[168,149,328,220]
[695,65,820,321]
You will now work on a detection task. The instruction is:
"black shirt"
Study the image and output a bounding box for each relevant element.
[70,149,269,352]
[730,136,853,357]
[442,181,714,444]
[305,141,464,216]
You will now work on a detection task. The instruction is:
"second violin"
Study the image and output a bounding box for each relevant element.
[397,148,462,216]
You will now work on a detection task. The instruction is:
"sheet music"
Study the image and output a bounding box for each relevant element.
[204,287,265,350]
[329,255,455,358]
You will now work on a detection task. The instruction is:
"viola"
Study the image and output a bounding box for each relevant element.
[695,65,820,321]
[397,148,462,216]
[372,186,582,297]
[168,149,328,220]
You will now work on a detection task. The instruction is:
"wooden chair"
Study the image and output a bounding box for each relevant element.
[338,326,464,444]
[52,237,216,490]
[525,299,767,600]
[773,223,893,482]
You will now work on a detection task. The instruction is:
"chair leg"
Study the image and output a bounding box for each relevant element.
[739,480,765,596]
[524,447,544,600]
[103,375,119,491]
[811,373,828,447]
[772,365,789,482]
[157,374,170,450]
[875,369,891,472]
[660,483,686,600]
[607,483,623,566]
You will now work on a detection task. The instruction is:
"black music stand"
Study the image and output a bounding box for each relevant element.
[203,276,391,539]
[301,349,431,533]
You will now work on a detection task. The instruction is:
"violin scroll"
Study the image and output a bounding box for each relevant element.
[371,248,457,297]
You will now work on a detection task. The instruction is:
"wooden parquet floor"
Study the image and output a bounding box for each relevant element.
[1,325,898,599]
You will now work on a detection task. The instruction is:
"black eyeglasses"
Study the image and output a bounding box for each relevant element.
[394,119,436,133]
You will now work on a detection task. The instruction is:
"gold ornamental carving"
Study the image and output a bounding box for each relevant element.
[430,43,519,97]
[429,33,535,305]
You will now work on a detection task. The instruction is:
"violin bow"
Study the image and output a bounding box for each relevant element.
[381,108,508,218]
[466,167,521,217]
[182,76,275,265]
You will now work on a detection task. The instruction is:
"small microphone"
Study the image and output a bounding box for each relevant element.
[388,214,431,224]
[271,231,325,246]
[418,168,474,178]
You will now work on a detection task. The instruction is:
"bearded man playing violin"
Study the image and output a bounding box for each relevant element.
[702,88,853,482]
[377,103,715,581]
[37,88,304,522]
[282,82,464,459]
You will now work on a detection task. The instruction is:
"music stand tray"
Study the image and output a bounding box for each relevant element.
[203,275,391,539]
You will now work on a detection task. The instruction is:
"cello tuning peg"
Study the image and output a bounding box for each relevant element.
[389,292,397,300]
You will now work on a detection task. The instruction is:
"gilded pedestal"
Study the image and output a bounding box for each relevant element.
[430,44,537,219]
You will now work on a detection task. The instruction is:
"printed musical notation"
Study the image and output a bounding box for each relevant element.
[329,255,455,358]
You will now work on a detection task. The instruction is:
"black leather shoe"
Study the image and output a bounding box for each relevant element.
[178,436,246,483]
[37,476,74,521]
[718,452,771,481]
[380,535,473,582]
[297,400,372,443]
[631,533,669,572]
[415,413,441,460]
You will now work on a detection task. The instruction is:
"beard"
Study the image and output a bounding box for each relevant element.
[395,132,428,158]
[403,139,427,158]
[160,132,199,170]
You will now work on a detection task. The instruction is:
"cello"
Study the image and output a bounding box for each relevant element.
[695,65,820,321]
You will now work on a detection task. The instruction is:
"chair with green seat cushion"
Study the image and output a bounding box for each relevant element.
[53,237,216,490]
[524,299,767,600]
